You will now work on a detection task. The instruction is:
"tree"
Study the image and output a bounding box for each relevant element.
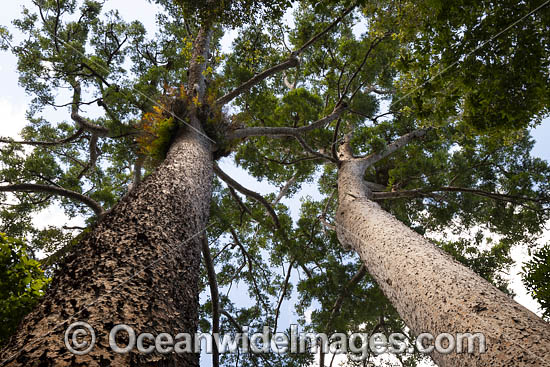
[523,244,550,321]
[0,233,50,346]
[1,0,550,366]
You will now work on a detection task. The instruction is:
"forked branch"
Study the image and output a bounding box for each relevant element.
[71,81,110,137]
[216,3,357,107]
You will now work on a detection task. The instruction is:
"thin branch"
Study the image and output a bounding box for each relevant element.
[202,236,220,367]
[324,265,367,333]
[372,186,547,204]
[230,228,270,311]
[274,259,296,333]
[228,186,254,222]
[348,109,395,124]
[81,61,112,87]
[294,135,336,163]
[219,311,272,367]
[216,56,299,106]
[214,163,280,228]
[319,216,336,231]
[63,225,86,231]
[262,154,323,166]
[338,36,387,106]
[0,183,105,217]
[273,174,298,205]
[294,4,357,55]
[321,189,337,221]
[0,128,85,147]
[220,309,243,331]
[319,264,367,367]
[48,98,103,109]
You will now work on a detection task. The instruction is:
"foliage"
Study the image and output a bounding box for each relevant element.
[135,87,188,163]
[0,233,50,345]
[522,244,550,320]
[169,0,292,27]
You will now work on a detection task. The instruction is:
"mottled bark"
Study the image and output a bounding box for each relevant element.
[335,160,550,367]
[0,130,213,367]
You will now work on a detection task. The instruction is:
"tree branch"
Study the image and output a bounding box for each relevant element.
[0,128,85,147]
[228,104,346,140]
[319,264,367,366]
[202,236,220,367]
[131,155,145,189]
[372,186,548,204]
[71,81,110,137]
[216,56,299,106]
[325,264,367,332]
[213,163,280,228]
[187,24,213,102]
[273,174,298,205]
[77,133,100,179]
[294,4,357,56]
[220,309,243,331]
[294,135,336,163]
[274,259,296,333]
[338,36,387,106]
[331,118,343,161]
[216,4,356,107]
[229,227,270,311]
[0,183,105,217]
[319,216,336,231]
[365,181,386,192]
[360,128,430,167]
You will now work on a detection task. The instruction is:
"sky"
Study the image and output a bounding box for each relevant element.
[0,1,549,366]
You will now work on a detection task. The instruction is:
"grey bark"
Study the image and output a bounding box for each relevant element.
[335,159,550,366]
[0,130,213,367]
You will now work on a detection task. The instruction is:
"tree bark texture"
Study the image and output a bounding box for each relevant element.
[0,131,213,367]
[335,160,550,367]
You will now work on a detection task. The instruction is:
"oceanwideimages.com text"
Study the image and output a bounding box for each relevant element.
[65,322,486,361]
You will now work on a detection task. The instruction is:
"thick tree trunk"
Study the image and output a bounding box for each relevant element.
[335,160,550,367]
[0,130,213,366]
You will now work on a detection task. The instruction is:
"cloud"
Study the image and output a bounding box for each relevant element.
[32,205,85,231]
[0,98,27,139]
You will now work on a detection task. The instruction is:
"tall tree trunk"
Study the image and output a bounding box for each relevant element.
[335,160,550,367]
[0,130,213,367]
